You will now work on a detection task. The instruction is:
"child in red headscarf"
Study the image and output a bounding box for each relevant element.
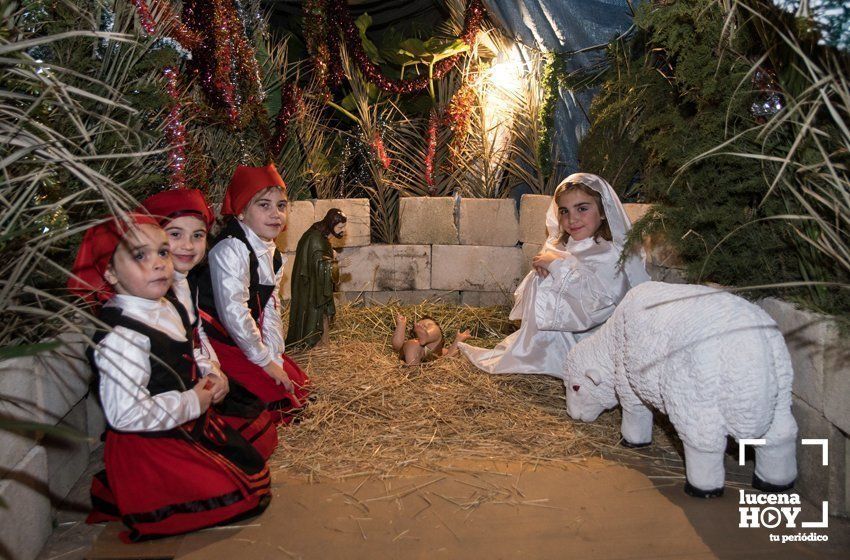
[141,189,278,460]
[68,215,271,542]
[193,164,310,423]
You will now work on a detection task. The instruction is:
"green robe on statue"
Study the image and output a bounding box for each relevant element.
[286,226,337,348]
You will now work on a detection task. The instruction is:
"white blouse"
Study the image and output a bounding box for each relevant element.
[207,221,286,368]
[94,294,201,432]
[459,237,629,378]
[172,270,220,377]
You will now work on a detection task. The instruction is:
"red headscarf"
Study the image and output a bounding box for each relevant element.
[221,164,286,217]
[67,214,160,306]
[140,188,215,230]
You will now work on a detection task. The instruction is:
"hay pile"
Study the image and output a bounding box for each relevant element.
[272,302,635,479]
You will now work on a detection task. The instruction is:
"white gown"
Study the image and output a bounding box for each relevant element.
[458,236,630,379]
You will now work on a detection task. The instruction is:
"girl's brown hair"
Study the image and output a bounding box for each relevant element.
[553,181,611,244]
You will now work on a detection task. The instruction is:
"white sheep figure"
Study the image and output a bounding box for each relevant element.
[565,281,797,498]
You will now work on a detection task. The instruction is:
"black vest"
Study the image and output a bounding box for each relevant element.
[87,298,265,472]
[88,298,197,402]
[193,218,282,344]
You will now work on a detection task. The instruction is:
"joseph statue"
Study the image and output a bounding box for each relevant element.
[285,208,347,348]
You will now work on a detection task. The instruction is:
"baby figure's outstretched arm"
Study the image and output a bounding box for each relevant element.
[392,314,407,353]
[442,330,471,358]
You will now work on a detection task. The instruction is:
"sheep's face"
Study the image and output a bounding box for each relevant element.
[565,367,617,422]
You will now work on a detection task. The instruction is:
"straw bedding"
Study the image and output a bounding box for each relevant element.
[272,301,675,480]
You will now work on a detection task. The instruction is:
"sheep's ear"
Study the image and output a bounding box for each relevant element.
[585,369,603,386]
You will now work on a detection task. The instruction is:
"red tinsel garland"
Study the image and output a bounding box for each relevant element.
[373,130,391,170]
[129,0,156,34]
[181,0,264,126]
[270,83,303,155]
[163,67,188,190]
[425,109,438,193]
[314,0,485,95]
[445,84,475,159]
[128,0,201,49]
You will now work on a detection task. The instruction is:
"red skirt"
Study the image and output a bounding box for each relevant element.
[220,411,277,461]
[210,339,311,424]
[87,423,270,542]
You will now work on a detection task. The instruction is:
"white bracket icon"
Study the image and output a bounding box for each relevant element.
[738,438,766,466]
[802,438,829,466]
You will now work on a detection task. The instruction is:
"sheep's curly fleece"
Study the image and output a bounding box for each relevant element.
[573,281,793,452]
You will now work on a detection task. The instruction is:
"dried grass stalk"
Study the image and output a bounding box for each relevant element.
[271,302,666,479]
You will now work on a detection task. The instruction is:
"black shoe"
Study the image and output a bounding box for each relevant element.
[684,481,724,498]
[620,438,652,448]
[752,473,795,492]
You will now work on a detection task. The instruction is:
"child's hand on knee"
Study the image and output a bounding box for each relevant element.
[206,373,229,404]
[192,379,215,412]
[263,361,295,394]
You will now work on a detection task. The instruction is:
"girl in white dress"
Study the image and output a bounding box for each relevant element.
[458,173,650,379]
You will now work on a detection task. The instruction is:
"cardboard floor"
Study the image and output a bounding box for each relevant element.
[84,458,850,560]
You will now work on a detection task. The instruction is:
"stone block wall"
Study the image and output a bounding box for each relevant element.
[0,333,100,560]
[278,195,685,306]
[758,298,849,517]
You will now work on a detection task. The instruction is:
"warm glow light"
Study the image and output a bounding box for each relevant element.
[488,60,523,93]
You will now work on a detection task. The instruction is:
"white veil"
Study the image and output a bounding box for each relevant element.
[545,172,650,289]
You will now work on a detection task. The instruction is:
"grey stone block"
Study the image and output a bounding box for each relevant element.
[35,332,91,424]
[518,194,551,244]
[521,243,542,275]
[337,290,461,306]
[278,251,296,301]
[459,199,519,247]
[759,298,831,412]
[275,200,315,253]
[431,245,524,292]
[0,446,51,560]
[44,399,89,500]
[337,245,431,292]
[0,356,43,476]
[86,393,105,443]
[823,322,850,435]
[398,197,458,245]
[646,263,687,284]
[315,198,370,248]
[791,396,847,516]
[624,203,652,225]
[460,291,513,308]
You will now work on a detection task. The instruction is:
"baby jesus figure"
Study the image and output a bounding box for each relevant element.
[392,314,471,365]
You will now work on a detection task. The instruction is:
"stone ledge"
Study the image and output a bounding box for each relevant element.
[521,242,542,276]
[398,197,458,245]
[791,396,848,516]
[519,194,551,245]
[0,446,51,560]
[276,200,316,253]
[43,399,89,500]
[460,291,514,308]
[279,251,296,301]
[35,333,91,424]
[335,290,461,307]
[431,245,523,292]
[459,199,519,247]
[759,298,829,413]
[337,245,431,292]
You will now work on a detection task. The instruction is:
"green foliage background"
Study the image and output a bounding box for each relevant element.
[578,0,849,317]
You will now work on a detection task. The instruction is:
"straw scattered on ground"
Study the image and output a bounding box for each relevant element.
[273,300,683,481]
